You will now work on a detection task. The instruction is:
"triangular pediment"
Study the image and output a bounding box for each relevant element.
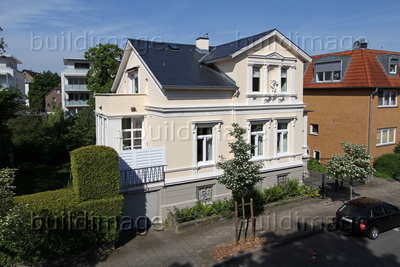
[265,52,285,60]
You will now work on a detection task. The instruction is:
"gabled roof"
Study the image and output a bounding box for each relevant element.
[122,29,311,91]
[129,40,237,89]
[304,49,400,89]
[22,69,40,78]
[199,30,275,63]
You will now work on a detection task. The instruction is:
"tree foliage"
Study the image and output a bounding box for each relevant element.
[28,71,60,112]
[0,27,6,55]
[64,108,96,151]
[327,142,374,199]
[217,123,262,199]
[0,87,24,167]
[84,43,123,110]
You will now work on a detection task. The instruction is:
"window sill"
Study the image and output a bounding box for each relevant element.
[376,143,396,147]
[309,133,319,136]
[197,162,215,168]
[378,105,398,108]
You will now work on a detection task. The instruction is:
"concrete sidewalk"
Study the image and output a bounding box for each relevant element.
[45,178,400,267]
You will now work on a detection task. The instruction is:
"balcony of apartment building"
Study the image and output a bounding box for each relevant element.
[64,77,88,91]
[65,92,90,107]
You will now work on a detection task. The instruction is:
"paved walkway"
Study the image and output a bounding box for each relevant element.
[45,178,400,267]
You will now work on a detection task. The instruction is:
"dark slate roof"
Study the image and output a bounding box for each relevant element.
[199,29,276,63]
[129,40,237,89]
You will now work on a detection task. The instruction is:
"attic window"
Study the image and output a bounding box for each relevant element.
[168,44,180,51]
[390,59,398,74]
[315,61,341,82]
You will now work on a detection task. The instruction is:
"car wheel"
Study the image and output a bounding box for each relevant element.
[368,227,379,240]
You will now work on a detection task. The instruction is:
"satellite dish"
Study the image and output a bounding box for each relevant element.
[353,41,361,50]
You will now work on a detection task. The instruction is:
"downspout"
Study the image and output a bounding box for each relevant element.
[368,88,379,154]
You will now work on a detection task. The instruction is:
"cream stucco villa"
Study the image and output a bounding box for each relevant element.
[95,29,312,221]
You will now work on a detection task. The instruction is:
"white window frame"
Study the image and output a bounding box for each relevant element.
[316,70,341,82]
[281,68,288,92]
[197,127,213,164]
[389,59,398,74]
[313,150,321,161]
[376,128,396,146]
[277,121,289,155]
[378,90,397,107]
[252,66,261,92]
[310,124,319,135]
[250,124,264,158]
[121,117,143,150]
[128,72,139,94]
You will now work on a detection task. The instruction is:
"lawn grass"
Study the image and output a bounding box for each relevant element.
[13,164,72,196]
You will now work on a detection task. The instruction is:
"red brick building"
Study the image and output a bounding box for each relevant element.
[304,46,400,160]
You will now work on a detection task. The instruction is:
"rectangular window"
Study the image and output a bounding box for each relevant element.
[378,90,397,107]
[197,186,213,203]
[74,63,90,69]
[315,61,341,82]
[333,71,341,81]
[251,124,264,157]
[252,67,260,92]
[277,122,288,154]
[122,118,142,150]
[281,68,287,92]
[314,150,321,161]
[376,128,396,146]
[277,174,288,187]
[310,124,319,135]
[128,72,139,94]
[390,59,398,74]
[197,127,213,163]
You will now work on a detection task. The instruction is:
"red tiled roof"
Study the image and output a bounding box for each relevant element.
[304,49,400,89]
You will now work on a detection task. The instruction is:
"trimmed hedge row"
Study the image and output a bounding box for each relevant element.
[71,145,120,202]
[373,153,400,178]
[15,188,124,217]
[7,145,124,264]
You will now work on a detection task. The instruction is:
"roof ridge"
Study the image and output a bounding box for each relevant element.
[360,49,372,87]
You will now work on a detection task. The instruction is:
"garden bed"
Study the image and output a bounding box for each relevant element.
[168,194,314,234]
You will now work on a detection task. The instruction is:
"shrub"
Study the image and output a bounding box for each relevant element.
[374,170,394,180]
[394,143,400,154]
[373,153,400,178]
[70,145,120,202]
[307,159,327,173]
[13,188,124,262]
[284,178,300,194]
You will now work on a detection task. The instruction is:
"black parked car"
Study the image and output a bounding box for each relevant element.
[334,197,400,239]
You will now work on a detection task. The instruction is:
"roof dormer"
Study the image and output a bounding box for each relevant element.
[312,55,352,83]
[376,54,399,77]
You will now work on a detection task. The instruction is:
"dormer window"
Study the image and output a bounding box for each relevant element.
[390,59,398,74]
[315,61,341,82]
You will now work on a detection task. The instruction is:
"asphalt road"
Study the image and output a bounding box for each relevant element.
[219,226,400,266]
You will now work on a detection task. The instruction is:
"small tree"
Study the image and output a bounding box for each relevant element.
[327,142,374,200]
[217,123,262,221]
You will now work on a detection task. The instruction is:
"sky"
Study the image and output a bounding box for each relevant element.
[1,0,400,75]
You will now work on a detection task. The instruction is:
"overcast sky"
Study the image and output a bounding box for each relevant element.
[1,0,399,74]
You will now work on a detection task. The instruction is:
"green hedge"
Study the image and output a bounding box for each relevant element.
[373,153,400,178]
[15,188,124,217]
[13,188,124,262]
[70,145,120,202]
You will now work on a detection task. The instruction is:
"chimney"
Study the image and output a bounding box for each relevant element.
[360,39,368,49]
[196,34,209,54]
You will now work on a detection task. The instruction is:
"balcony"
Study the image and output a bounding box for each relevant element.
[65,99,89,107]
[120,165,165,188]
[65,84,88,91]
[118,147,165,188]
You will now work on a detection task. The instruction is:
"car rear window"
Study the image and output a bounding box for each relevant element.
[338,204,367,217]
